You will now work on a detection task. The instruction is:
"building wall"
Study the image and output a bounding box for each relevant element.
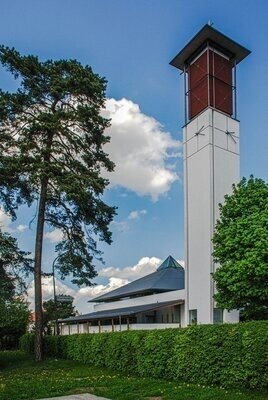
[93,289,185,313]
[184,108,240,325]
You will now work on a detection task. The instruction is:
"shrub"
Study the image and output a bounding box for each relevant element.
[137,329,178,379]
[20,321,268,389]
[104,331,146,374]
[19,333,34,355]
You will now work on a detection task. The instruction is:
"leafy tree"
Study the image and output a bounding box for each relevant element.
[0,296,30,349]
[0,229,32,348]
[0,229,33,300]
[43,295,75,334]
[212,177,268,320]
[0,46,116,360]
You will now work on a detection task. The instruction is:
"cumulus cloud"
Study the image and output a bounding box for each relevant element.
[111,209,147,232]
[128,209,147,220]
[0,208,12,232]
[75,276,128,302]
[73,277,129,313]
[44,228,64,243]
[110,220,129,232]
[27,276,128,314]
[16,224,28,232]
[0,210,29,234]
[99,256,162,280]
[27,276,76,310]
[99,256,185,281]
[102,98,181,201]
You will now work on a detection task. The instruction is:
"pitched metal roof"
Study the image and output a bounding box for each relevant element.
[170,24,251,71]
[157,255,182,270]
[59,299,184,323]
[90,255,185,303]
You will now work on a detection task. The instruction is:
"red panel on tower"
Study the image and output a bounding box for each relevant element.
[188,51,209,119]
[211,51,233,115]
[188,48,233,119]
[212,51,232,85]
[189,51,207,87]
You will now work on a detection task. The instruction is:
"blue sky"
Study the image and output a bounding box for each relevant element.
[0,0,267,311]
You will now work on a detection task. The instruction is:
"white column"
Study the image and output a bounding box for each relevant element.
[184,108,240,324]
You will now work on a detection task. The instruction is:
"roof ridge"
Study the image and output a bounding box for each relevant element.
[157,255,183,271]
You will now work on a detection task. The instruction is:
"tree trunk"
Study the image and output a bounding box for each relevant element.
[34,178,48,361]
[34,130,54,361]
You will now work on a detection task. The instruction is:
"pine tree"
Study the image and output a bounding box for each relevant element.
[0,46,116,360]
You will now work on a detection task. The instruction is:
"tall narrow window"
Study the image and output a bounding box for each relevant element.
[189,309,197,325]
[213,308,223,324]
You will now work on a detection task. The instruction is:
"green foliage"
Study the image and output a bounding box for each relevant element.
[0,230,32,349]
[0,45,116,359]
[43,295,75,333]
[20,321,268,389]
[0,297,30,349]
[19,333,35,355]
[104,330,146,374]
[212,176,268,320]
[0,45,116,286]
[137,329,177,379]
[0,229,33,299]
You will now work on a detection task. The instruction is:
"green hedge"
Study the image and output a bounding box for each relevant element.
[20,321,268,389]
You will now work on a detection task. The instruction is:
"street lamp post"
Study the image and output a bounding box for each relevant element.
[52,255,61,335]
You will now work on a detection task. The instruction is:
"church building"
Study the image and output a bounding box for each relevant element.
[58,24,250,334]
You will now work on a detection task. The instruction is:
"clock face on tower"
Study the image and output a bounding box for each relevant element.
[183,108,211,158]
[194,125,205,136]
[213,111,239,153]
[183,108,239,159]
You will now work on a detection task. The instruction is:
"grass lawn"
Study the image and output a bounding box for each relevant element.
[0,351,267,400]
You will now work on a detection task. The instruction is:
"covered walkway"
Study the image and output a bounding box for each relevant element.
[58,299,184,335]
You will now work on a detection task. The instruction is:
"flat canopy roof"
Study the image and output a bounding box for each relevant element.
[59,300,184,323]
[170,24,251,71]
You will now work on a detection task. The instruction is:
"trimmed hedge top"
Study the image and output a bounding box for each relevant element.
[20,321,268,390]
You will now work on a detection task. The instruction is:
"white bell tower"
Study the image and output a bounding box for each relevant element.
[170,25,250,325]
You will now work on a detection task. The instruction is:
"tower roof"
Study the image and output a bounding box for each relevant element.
[157,255,183,270]
[170,24,251,71]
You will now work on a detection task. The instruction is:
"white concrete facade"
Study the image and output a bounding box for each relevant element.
[183,108,240,325]
[94,289,185,312]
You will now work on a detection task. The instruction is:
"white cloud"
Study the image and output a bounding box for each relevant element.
[103,98,181,201]
[74,277,130,313]
[111,220,129,232]
[44,228,64,243]
[27,276,76,310]
[75,276,128,301]
[111,209,147,232]
[16,224,28,232]
[99,256,162,280]
[128,209,147,220]
[0,208,12,232]
[99,256,185,281]
[27,275,129,314]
